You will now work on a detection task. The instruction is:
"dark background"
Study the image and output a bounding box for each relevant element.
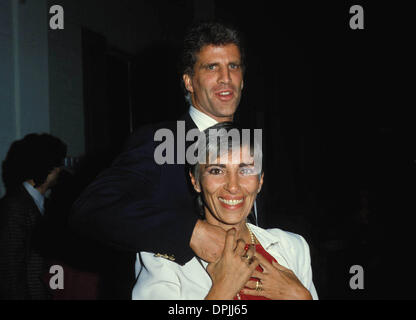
[11,0,416,299]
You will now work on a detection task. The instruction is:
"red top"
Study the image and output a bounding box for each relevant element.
[234,243,277,300]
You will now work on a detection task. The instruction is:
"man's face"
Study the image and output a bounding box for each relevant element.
[183,44,244,122]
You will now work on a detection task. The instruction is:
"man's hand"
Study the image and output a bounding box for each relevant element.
[190,220,226,262]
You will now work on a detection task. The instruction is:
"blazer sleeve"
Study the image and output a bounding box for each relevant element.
[296,234,319,300]
[0,199,29,299]
[132,252,182,300]
[69,126,198,265]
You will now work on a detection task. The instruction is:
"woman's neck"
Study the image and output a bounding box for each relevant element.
[206,218,253,244]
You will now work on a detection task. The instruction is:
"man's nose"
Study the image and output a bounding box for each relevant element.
[218,67,231,84]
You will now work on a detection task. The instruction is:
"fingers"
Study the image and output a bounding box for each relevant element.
[235,238,246,256]
[224,228,237,253]
[245,280,259,289]
[246,244,256,258]
[241,288,262,297]
[272,259,291,272]
[254,251,273,272]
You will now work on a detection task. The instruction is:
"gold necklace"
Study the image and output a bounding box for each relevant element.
[246,223,256,245]
[236,223,256,300]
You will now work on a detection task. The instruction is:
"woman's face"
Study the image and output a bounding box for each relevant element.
[191,145,264,228]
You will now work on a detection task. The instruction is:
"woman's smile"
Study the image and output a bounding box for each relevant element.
[218,196,244,209]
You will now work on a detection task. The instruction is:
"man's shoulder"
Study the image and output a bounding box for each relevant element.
[123,115,194,151]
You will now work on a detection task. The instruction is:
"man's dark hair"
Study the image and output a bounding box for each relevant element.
[180,21,246,77]
[2,133,67,192]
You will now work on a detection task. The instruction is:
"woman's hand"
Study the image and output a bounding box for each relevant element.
[242,252,312,300]
[205,228,259,300]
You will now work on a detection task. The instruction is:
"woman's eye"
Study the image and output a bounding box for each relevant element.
[208,168,223,175]
[240,167,255,175]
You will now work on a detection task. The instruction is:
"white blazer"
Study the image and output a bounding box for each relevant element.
[132,223,318,300]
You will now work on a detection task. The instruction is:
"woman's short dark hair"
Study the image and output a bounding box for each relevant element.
[180,21,246,77]
[2,133,67,192]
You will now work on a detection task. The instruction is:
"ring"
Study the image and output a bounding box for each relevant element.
[242,254,251,261]
[255,281,262,291]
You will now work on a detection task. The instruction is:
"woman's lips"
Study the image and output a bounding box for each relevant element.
[218,197,244,209]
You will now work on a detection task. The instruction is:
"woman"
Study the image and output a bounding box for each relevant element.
[132,122,318,300]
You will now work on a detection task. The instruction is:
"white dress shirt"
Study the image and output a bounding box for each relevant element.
[132,223,318,300]
[22,181,45,215]
[188,105,218,131]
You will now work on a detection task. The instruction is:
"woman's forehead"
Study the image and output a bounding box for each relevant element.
[207,146,255,165]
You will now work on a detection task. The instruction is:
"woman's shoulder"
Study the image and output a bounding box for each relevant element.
[248,223,309,253]
[267,227,307,245]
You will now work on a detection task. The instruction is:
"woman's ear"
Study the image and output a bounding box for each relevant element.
[189,171,201,193]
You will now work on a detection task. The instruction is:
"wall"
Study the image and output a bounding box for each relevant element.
[0,0,50,196]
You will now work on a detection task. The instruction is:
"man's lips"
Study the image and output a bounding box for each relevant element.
[214,89,234,101]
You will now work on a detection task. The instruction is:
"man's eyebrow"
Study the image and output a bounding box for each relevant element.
[200,61,241,68]
[200,62,219,69]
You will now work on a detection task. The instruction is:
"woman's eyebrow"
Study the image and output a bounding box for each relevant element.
[239,162,255,167]
[205,164,226,168]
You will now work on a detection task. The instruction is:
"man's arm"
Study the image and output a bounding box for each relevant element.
[69,127,199,265]
[190,220,226,263]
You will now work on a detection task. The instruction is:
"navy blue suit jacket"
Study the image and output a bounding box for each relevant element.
[70,113,199,265]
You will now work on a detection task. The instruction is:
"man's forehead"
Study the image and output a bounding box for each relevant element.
[196,44,241,62]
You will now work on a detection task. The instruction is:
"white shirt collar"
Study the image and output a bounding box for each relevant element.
[22,181,45,215]
[188,105,218,131]
[247,223,280,249]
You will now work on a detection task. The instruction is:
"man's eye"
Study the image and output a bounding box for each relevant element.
[207,64,216,70]
[229,63,240,69]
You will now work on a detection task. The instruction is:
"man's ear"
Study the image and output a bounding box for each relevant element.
[189,171,200,193]
[183,74,194,93]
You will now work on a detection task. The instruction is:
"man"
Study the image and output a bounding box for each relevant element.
[70,21,246,266]
[0,133,67,299]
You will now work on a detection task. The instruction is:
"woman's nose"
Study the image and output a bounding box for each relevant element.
[224,173,240,194]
